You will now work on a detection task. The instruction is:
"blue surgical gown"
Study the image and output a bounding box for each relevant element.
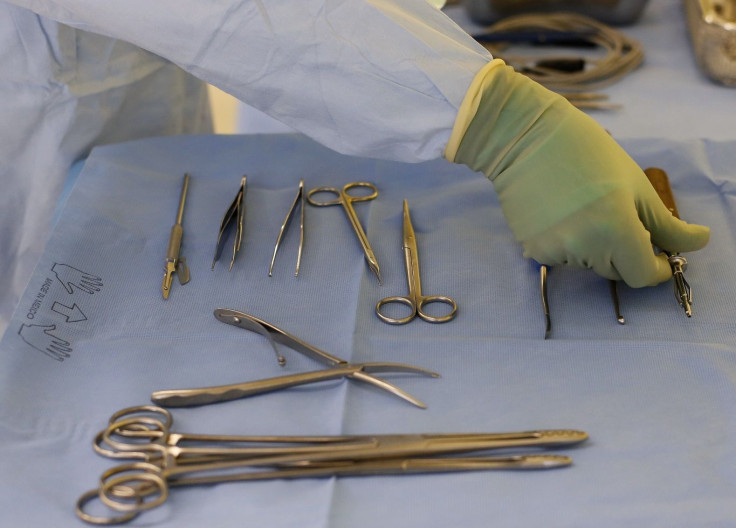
[0,0,490,336]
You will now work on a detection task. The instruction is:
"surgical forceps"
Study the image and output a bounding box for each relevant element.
[212,175,247,271]
[77,406,588,525]
[536,260,625,339]
[307,181,382,283]
[269,179,305,277]
[161,173,191,299]
[151,309,439,408]
[94,405,588,466]
[376,200,457,324]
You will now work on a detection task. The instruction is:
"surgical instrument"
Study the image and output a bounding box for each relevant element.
[161,173,191,299]
[307,181,382,283]
[94,405,588,466]
[609,280,625,324]
[376,200,457,324]
[212,175,247,271]
[77,406,588,525]
[151,309,438,408]
[536,263,624,338]
[538,263,551,339]
[269,179,305,277]
[644,167,694,317]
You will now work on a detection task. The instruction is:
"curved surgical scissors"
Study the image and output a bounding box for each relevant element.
[307,182,382,283]
[376,200,457,325]
[151,309,439,408]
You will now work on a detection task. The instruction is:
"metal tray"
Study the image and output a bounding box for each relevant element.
[685,0,736,86]
[462,0,651,26]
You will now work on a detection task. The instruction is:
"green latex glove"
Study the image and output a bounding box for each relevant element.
[446,60,709,287]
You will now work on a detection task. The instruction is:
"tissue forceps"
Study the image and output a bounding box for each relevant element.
[307,182,382,283]
[161,173,191,299]
[212,175,247,271]
[269,179,305,277]
[376,200,457,325]
[151,309,439,408]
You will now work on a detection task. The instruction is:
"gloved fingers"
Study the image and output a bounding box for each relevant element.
[636,182,710,253]
[608,224,674,288]
[521,204,674,287]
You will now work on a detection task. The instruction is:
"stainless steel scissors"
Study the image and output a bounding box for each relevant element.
[151,309,439,408]
[307,182,382,283]
[376,200,457,325]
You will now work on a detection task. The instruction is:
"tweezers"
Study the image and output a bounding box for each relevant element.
[151,309,439,408]
[269,179,305,277]
[211,175,247,271]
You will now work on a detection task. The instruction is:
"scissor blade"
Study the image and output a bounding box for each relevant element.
[359,362,439,377]
[402,200,418,255]
[349,370,429,409]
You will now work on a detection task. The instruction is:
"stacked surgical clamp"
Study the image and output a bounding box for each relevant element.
[76,404,588,525]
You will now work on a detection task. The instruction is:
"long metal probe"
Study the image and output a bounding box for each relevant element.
[609,280,625,324]
[539,264,551,339]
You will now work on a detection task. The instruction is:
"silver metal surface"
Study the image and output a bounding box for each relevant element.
[307,182,382,283]
[376,200,457,325]
[685,0,736,86]
[76,405,588,524]
[609,280,626,324]
[644,167,695,317]
[539,264,551,339]
[269,179,305,277]
[161,173,191,299]
[211,175,247,271]
[151,309,439,408]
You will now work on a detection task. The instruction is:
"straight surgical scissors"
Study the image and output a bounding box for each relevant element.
[307,182,382,283]
[376,200,457,324]
[151,309,438,408]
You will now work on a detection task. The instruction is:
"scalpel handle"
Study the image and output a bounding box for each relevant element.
[644,167,679,219]
[151,367,355,407]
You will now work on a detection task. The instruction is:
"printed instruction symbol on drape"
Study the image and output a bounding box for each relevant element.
[52,263,103,295]
[18,323,72,362]
[51,302,88,323]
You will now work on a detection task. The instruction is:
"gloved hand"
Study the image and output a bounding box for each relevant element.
[445,59,710,287]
